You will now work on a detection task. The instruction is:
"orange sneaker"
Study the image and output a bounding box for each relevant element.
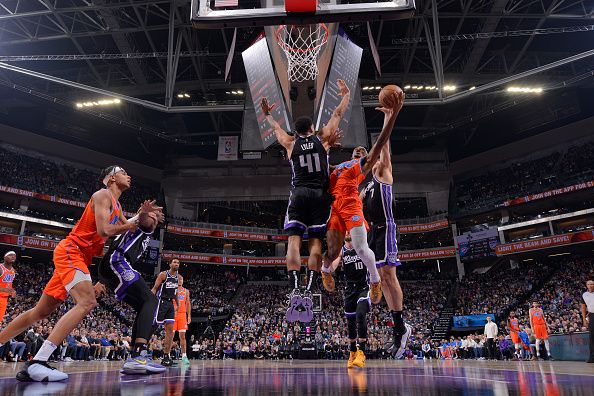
[321,270,335,293]
[370,282,382,304]
[353,349,366,368]
[347,351,357,369]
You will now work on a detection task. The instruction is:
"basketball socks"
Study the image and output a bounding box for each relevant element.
[391,310,406,333]
[289,270,300,289]
[359,340,367,353]
[34,340,57,362]
[132,343,148,358]
[182,353,187,358]
[350,341,357,353]
[305,269,317,291]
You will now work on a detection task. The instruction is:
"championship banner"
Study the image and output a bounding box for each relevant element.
[398,219,449,234]
[495,230,594,255]
[217,136,239,161]
[0,233,60,251]
[0,185,135,217]
[501,180,594,208]
[397,247,457,262]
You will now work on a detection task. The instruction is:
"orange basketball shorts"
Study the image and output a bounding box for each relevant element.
[0,297,8,322]
[327,197,368,233]
[43,239,92,302]
[533,324,548,340]
[174,313,188,332]
[510,332,520,344]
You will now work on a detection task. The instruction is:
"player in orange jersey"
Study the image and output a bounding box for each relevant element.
[508,311,522,359]
[0,251,17,323]
[529,301,552,360]
[174,278,191,366]
[321,92,404,305]
[0,166,160,382]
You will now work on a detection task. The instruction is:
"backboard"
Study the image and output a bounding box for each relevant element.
[191,0,416,29]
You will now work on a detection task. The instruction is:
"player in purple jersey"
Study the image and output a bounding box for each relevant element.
[361,131,412,359]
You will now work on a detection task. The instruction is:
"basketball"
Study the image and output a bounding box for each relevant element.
[379,85,402,108]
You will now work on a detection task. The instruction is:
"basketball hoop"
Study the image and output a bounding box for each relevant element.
[276,23,329,82]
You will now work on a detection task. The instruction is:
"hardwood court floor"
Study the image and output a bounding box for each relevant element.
[0,359,592,395]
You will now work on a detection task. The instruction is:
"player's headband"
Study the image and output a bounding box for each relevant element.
[102,166,125,187]
[4,251,16,258]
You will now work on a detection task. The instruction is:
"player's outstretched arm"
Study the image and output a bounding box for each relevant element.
[319,79,350,146]
[362,90,404,175]
[374,134,393,183]
[261,97,294,152]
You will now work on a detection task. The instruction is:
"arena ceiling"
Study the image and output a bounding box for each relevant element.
[0,0,592,166]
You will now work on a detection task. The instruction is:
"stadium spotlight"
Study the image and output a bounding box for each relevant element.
[443,85,457,91]
[404,85,411,90]
[469,86,476,91]
[507,86,543,93]
[75,98,121,109]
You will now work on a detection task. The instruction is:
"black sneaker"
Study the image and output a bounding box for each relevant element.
[161,355,173,367]
[389,323,412,359]
[586,358,594,363]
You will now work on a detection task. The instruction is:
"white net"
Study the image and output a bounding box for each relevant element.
[276,24,328,82]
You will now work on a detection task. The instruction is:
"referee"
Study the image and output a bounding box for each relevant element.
[581,279,594,363]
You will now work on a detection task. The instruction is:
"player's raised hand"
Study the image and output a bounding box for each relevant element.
[139,200,162,215]
[337,79,349,96]
[260,97,276,115]
[327,128,344,148]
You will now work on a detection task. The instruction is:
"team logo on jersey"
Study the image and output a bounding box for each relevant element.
[387,252,399,263]
[2,274,14,283]
[165,281,177,289]
[351,215,360,222]
[122,270,136,282]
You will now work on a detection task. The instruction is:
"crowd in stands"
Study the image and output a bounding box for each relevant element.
[0,251,591,363]
[163,234,276,257]
[399,228,454,251]
[514,257,592,334]
[455,140,594,213]
[456,260,556,320]
[0,145,160,212]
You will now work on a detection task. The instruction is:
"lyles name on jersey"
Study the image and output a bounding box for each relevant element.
[300,142,314,151]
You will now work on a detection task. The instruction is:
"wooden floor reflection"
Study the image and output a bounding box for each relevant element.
[0,359,592,395]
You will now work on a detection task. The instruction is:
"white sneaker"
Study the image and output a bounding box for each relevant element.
[392,323,413,359]
[64,357,73,362]
[16,360,68,382]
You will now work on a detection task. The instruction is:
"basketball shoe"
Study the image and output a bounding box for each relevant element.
[122,351,166,375]
[161,354,173,367]
[353,349,366,368]
[389,323,412,359]
[321,271,335,293]
[16,360,68,382]
[370,282,382,304]
[299,291,314,323]
[347,351,357,369]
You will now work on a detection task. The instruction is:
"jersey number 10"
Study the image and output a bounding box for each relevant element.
[355,262,364,270]
[299,153,321,173]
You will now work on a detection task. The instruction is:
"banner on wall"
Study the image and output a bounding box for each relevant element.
[217,136,239,161]
[0,233,59,251]
[161,247,456,266]
[495,230,594,255]
[500,180,594,208]
[0,185,134,217]
[399,219,449,234]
